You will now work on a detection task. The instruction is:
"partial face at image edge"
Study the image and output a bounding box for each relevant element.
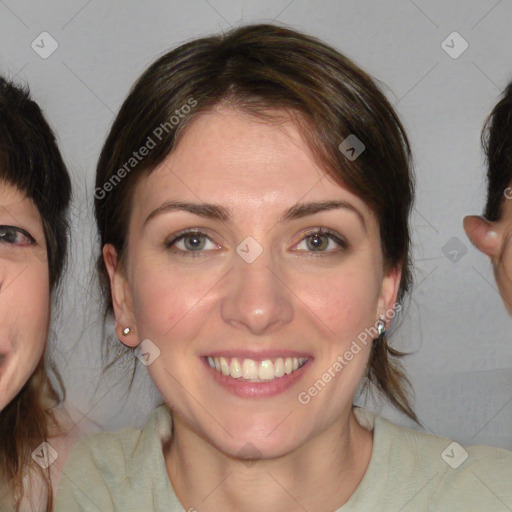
[0,181,50,411]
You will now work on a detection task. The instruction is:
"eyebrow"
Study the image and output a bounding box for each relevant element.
[143,199,366,230]
[144,201,231,226]
[280,200,365,228]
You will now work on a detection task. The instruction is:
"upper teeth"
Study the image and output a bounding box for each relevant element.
[207,356,307,381]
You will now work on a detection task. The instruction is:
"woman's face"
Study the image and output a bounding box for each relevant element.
[464,191,512,313]
[0,181,49,410]
[105,107,400,458]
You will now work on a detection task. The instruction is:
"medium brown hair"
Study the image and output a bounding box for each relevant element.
[0,76,71,510]
[95,23,416,420]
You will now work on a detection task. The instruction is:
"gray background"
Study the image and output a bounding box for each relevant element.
[1,0,511,448]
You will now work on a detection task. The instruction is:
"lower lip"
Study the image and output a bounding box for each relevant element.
[202,357,311,399]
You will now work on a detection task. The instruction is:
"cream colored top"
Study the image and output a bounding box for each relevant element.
[55,405,512,511]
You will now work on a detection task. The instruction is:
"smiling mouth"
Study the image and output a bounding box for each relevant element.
[206,356,309,382]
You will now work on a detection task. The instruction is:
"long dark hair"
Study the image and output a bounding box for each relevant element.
[95,23,416,421]
[0,76,71,511]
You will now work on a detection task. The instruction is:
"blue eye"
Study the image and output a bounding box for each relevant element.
[0,225,35,246]
[165,230,219,256]
[164,227,348,258]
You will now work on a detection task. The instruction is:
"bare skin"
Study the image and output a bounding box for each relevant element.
[0,182,49,411]
[105,107,401,511]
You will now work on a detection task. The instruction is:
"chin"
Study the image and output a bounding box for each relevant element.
[196,414,306,460]
[0,387,16,412]
[217,433,299,462]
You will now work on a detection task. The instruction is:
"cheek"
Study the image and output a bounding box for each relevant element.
[0,263,50,407]
[17,269,50,345]
[0,261,50,331]
[295,266,381,339]
[131,262,219,341]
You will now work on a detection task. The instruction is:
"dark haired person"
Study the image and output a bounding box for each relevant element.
[0,76,85,511]
[57,24,512,511]
[464,82,512,313]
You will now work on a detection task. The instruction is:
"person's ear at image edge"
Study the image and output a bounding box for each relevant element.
[103,244,139,347]
[463,215,502,260]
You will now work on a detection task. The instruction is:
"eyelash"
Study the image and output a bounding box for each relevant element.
[0,225,35,246]
[164,228,348,258]
[164,229,219,257]
[294,228,348,256]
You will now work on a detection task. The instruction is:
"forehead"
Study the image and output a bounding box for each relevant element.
[132,107,374,225]
[0,180,40,218]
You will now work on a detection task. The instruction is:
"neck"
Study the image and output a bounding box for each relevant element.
[165,409,373,512]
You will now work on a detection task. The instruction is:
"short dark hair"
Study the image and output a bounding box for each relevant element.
[482,81,512,221]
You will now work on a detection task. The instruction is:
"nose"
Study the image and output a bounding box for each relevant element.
[220,248,294,335]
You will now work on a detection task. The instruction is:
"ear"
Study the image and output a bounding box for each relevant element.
[103,244,139,347]
[376,264,402,326]
[463,215,501,258]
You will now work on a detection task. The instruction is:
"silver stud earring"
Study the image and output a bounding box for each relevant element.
[122,327,131,335]
[376,318,386,338]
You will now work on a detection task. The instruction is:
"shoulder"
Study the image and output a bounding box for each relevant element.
[375,415,512,509]
[55,405,173,511]
[376,413,512,468]
[54,426,141,511]
[47,402,103,492]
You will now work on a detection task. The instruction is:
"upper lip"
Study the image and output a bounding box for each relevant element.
[203,350,313,360]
